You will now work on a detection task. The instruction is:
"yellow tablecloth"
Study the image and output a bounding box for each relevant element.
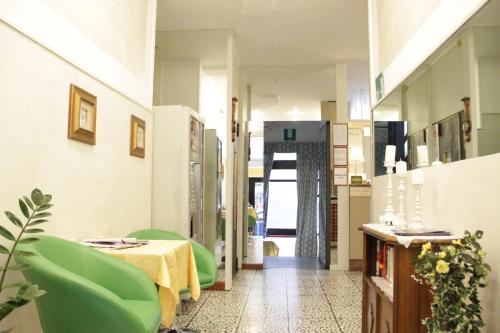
[103,240,200,326]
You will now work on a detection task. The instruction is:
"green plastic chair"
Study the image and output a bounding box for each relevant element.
[16,236,162,333]
[128,229,217,289]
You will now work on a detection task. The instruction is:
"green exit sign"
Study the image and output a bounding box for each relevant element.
[284,128,296,141]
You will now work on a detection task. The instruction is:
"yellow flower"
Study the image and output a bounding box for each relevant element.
[422,242,432,251]
[436,260,450,274]
[418,250,426,259]
[478,250,487,259]
[447,246,456,257]
[453,239,462,246]
[439,251,447,259]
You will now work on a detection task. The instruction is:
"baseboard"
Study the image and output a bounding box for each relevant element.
[242,263,264,270]
[349,259,363,271]
[207,280,225,291]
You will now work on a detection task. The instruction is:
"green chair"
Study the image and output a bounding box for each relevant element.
[16,236,161,333]
[128,229,217,289]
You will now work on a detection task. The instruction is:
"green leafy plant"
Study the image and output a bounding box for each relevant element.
[414,230,491,333]
[0,189,53,323]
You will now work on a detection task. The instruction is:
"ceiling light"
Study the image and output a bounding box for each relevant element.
[272,41,279,46]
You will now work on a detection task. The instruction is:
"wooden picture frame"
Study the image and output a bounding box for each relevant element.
[231,97,238,142]
[332,123,348,146]
[68,84,97,145]
[333,167,348,186]
[130,115,146,158]
[333,147,348,166]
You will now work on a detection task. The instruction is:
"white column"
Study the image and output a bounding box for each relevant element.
[333,63,350,271]
[224,31,234,290]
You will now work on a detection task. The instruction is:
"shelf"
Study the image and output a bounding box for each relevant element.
[371,276,393,303]
[361,224,458,246]
[364,275,393,304]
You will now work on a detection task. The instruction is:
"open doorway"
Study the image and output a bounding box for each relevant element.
[262,121,330,269]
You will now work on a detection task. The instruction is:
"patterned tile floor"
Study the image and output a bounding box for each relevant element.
[173,269,362,333]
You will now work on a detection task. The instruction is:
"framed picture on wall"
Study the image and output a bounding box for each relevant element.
[333,147,348,166]
[333,167,348,186]
[68,84,97,145]
[332,123,348,146]
[130,115,146,158]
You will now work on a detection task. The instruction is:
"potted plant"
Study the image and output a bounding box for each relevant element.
[0,189,52,328]
[414,230,491,332]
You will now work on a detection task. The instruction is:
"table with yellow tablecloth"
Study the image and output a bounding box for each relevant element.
[103,240,200,327]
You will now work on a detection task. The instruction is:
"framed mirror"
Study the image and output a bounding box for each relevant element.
[372,0,500,173]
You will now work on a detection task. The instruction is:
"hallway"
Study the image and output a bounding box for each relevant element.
[175,269,362,332]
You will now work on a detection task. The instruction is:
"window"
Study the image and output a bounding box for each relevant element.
[267,153,297,232]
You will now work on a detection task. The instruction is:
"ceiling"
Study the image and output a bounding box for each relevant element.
[156,0,370,126]
[156,0,368,66]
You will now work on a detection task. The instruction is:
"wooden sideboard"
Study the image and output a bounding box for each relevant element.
[361,225,457,333]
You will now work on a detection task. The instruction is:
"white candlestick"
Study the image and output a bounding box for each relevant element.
[408,184,424,232]
[396,160,407,175]
[379,166,396,225]
[417,145,429,167]
[394,174,407,230]
[384,145,396,167]
[412,169,424,185]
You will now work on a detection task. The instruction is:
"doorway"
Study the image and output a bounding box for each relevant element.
[262,121,330,269]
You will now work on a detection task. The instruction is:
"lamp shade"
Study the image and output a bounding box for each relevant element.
[350,147,364,162]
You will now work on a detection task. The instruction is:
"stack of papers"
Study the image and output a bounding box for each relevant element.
[82,238,148,250]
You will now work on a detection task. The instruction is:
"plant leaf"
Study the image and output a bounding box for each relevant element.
[24,229,44,234]
[0,245,9,254]
[38,204,53,212]
[31,189,43,206]
[4,212,22,228]
[4,264,30,271]
[18,284,46,300]
[32,212,51,219]
[41,194,52,206]
[0,226,15,241]
[13,250,36,257]
[28,219,48,226]
[18,237,39,244]
[22,196,34,210]
[18,199,29,219]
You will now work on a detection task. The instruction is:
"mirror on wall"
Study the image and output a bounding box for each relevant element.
[372,0,500,172]
[374,121,408,176]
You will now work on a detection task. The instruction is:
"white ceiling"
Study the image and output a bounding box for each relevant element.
[156,0,370,127]
[155,30,228,68]
[246,65,335,120]
[156,0,368,66]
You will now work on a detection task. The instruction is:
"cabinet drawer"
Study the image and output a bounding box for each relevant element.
[379,296,393,333]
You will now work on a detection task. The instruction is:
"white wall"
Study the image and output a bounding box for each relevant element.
[369,0,488,104]
[199,68,227,157]
[0,1,155,330]
[376,0,442,71]
[0,0,157,108]
[372,152,500,332]
[153,59,201,111]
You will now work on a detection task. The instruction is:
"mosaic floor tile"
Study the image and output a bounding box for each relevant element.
[167,268,363,333]
[289,317,342,333]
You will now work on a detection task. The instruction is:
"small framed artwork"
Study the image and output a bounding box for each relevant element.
[68,84,97,145]
[333,167,348,186]
[130,115,146,158]
[333,147,348,166]
[332,123,348,146]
